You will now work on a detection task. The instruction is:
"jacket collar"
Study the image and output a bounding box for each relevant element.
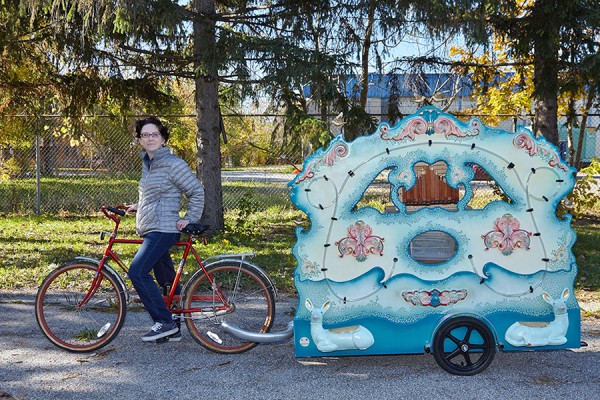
[140,145,171,162]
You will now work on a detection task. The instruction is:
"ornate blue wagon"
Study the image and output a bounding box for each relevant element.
[287,107,581,375]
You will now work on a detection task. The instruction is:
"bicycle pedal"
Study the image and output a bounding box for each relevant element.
[154,337,169,344]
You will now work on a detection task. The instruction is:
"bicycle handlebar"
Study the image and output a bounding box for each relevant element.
[100,205,211,236]
[107,207,126,216]
[101,205,127,221]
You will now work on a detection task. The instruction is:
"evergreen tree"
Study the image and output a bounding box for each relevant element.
[17,0,348,230]
[466,0,599,145]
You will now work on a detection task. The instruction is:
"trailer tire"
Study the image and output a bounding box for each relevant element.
[433,316,496,376]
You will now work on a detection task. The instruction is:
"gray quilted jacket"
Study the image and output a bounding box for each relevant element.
[136,146,204,237]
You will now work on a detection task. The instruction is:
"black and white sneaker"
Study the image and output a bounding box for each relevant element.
[166,330,182,342]
[142,322,179,342]
[152,315,183,343]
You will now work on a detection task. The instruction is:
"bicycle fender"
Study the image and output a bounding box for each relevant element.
[183,259,277,300]
[202,252,255,264]
[74,256,130,302]
[205,259,278,298]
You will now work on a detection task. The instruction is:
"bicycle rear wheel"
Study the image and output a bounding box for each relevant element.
[35,262,127,352]
[184,261,275,353]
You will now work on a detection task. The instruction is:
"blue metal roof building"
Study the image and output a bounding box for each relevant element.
[340,73,473,98]
[303,73,473,99]
[302,73,598,163]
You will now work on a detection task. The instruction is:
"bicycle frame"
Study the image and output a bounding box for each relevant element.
[80,206,234,318]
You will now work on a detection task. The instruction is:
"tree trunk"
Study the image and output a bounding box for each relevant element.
[533,70,559,145]
[307,14,328,125]
[575,91,595,169]
[358,2,376,110]
[532,1,559,145]
[566,99,575,166]
[343,2,376,143]
[194,0,224,231]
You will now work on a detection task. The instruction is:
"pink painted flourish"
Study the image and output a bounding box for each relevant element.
[482,213,532,255]
[513,133,538,156]
[513,133,569,171]
[295,142,349,183]
[548,153,569,172]
[402,289,468,307]
[323,142,349,166]
[380,117,427,141]
[336,220,384,262]
[295,165,315,183]
[433,116,479,138]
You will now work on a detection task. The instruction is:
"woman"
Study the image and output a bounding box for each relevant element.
[126,116,204,342]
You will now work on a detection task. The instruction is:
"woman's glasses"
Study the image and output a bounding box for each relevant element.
[140,132,161,139]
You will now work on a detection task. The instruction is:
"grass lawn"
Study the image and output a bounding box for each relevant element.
[1,212,599,316]
[0,175,293,214]
[0,208,301,294]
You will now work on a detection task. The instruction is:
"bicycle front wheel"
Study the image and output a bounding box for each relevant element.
[184,261,275,353]
[35,262,127,352]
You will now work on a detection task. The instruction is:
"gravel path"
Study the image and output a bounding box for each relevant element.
[1,291,599,400]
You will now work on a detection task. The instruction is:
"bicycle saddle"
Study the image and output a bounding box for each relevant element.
[181,223,211,235]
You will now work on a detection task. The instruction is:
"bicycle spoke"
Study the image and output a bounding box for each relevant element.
[184,262,275,354]
[35,263,126,352]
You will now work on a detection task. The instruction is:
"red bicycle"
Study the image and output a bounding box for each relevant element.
[35,205,276,354]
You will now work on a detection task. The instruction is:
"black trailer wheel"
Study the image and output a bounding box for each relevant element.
[432,316,496,376]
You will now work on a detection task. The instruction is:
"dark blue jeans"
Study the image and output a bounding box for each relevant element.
[128,231,180,325]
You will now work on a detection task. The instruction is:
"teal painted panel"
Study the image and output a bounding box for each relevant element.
[289,107,580,358]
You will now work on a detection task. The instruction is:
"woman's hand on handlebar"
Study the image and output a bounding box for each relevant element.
[125,204,138,215]
[176,219,190,231]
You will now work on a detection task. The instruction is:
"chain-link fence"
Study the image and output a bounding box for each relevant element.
[0,114,301,215]
[0,111,598,216]
[0,115,142,214]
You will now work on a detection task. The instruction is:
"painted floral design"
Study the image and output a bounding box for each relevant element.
[402,289,468,307]
[301,258,320,278]
[550,245,568,262]
[336,220,384,262]
[482,213,532,255]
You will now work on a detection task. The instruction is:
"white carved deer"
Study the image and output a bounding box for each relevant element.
[305,299,375,352]
[505,288,570,347]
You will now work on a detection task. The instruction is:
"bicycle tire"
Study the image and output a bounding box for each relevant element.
[35,261,127,352]
[184,261,276,353]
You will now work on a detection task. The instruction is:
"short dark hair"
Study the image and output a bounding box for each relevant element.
[135,116,169,142]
